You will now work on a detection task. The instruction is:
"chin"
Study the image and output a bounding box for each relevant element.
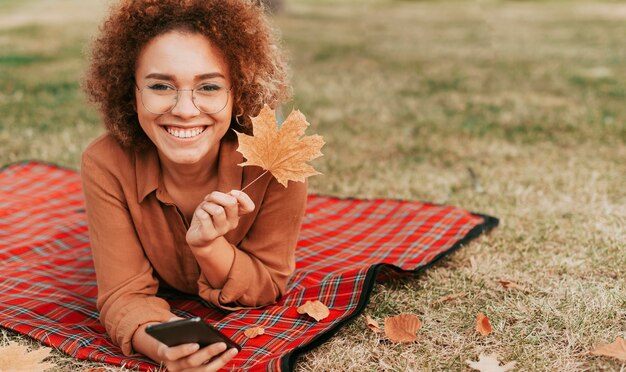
[163,149,208,165]
[173,157,201,165]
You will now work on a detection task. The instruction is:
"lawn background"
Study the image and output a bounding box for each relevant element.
[0,0,624,370]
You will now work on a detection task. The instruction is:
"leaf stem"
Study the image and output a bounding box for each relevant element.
[240,170,270,193]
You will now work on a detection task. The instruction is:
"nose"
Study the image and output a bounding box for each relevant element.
[170,89,200,118]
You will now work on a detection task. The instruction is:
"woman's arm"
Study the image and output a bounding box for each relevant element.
[190,178,307,309]
[82,148,239,370]
[81,150,175,355]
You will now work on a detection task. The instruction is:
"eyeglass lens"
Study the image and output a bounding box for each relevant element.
[140,84,229,114]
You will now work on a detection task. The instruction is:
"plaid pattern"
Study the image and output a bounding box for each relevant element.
[0,161,498,371]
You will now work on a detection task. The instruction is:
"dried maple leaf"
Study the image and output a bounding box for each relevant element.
[236,105,325,188]
[496,279,527,291]
[384,314,421,343]
[433,292,466,305]
[475,313,492,336]
[0,342,55,372]
[466,353,516,372]
[297,300,330,321]
[365,315,383,333]
[244,326,265,339]
[591,337,626,361]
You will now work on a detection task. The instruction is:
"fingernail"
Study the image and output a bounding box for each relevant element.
[217,342,227,351]
[189,343,200,351]
[230,190,240,196]
[228,348,239,356]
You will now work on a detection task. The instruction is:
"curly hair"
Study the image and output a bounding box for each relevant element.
[83,0,291,149]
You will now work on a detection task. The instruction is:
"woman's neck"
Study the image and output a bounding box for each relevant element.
[159,147,220,192]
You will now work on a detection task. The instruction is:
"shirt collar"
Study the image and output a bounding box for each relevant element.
[135,130,244,203]
[135,144,160,203]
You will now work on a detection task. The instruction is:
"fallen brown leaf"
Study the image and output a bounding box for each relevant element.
[496,279,527,291]
[591,337,626,362]
[236,105,325,188]
[297,300,330,321]
[0,342,55,372]
[384,314,421,343]
[365,315,383,333]
[244,326,265,339]
[475,313,492,336]
[466,353,516,372]
[433,292,466,305]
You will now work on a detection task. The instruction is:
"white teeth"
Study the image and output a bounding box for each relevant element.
[166,126,205,138]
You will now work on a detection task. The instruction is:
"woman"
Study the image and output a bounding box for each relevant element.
[81,0,307,370]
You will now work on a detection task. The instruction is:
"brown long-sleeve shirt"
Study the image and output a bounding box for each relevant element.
[80,131,306,355]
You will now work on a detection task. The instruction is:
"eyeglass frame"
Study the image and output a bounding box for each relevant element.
[134,81,232,115]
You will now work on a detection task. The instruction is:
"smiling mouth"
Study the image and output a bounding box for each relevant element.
[164,125,208,139]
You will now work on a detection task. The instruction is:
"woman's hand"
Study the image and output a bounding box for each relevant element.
[133,318,238,372]
[186,190,255,249]
[155,341,238,372]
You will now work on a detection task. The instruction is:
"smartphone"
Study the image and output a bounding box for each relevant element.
[145,317,241,351]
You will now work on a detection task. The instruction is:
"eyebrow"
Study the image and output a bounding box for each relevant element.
[144,72,226,81]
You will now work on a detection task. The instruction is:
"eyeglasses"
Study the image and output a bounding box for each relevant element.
[135,82,231,115]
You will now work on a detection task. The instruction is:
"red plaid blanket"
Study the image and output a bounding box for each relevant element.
[0,161,497,371]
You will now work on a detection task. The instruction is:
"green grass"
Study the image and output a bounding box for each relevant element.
[1,0,625,371]
[0,53,51,65]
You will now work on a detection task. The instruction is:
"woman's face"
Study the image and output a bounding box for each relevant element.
[135,30,233,166]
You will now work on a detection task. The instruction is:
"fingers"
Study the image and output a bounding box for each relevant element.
[182,342,230,367]
[157,342,200,366]
[161,342,238,372]
[189,199,234,245]
[229,190,255,215]
[205,191,255,216]
[204,192,238,221]
[200,202,228,229]
[201,347,238,371]
[187,191,255,248]
[192,204,217,235]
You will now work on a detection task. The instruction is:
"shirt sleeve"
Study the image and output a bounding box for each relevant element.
[197,177,307,310]
[81,151,175,355]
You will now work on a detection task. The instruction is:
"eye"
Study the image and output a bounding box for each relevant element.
[197,84,222,92]
[147,83,175,91]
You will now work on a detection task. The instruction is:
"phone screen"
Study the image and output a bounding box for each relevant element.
[145,317,241,351]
